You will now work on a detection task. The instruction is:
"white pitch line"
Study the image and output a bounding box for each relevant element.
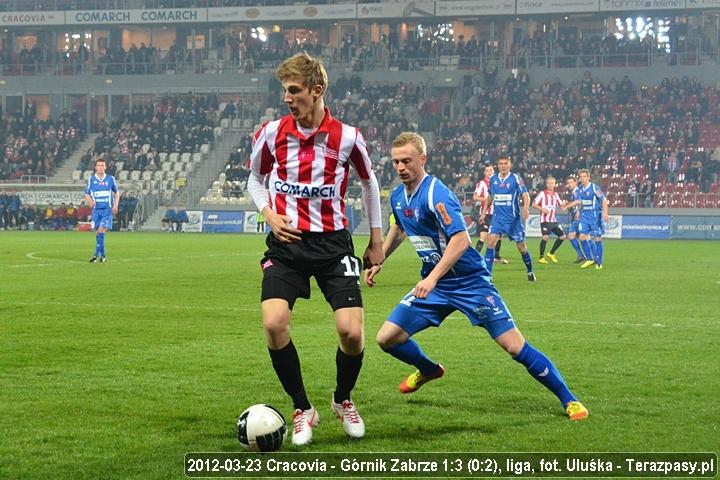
[9,252,257,268]
[1,300,666,328]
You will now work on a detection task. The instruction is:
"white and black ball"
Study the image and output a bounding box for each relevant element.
[236,404,287,452]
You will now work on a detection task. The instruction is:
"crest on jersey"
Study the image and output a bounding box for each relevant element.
[404,208,413,218]
[324,148,339,160]
[435,202,452,225]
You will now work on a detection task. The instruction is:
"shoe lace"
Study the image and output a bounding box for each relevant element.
[342,402,360,424]
[292,410,305,434]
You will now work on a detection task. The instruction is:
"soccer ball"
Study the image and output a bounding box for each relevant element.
[236,404,287,452]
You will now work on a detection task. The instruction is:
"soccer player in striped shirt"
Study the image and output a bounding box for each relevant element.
[246,53,384,446]
[367,132,588,422]
[532,176,566,264]
[84,158,119,263]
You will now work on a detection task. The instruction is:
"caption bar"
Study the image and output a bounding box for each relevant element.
[185,452,717,478]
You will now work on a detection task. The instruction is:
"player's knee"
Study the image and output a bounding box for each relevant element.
[376,332,394,350]
[338,326,363,348]
[542,235,549,241]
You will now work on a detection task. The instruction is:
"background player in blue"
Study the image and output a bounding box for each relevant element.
[366,132,588,421]
[84,158,119,263]
[564,169,609,270]
[480,156,536,281]
[562,176,586,263]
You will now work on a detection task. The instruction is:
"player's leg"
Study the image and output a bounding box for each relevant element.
[538,233,549,263]
[568,230,584,262]
[484,232,500,273]
[495,237,508,263]
[578,230,595,268]
[376,293,448,393]
[261,256,316,446]
[493,327,588,420]
[516,240,535,281]
[546,226,565,263]
[475,229,487,252]
[316,241,367,438]
[593,234,604,269]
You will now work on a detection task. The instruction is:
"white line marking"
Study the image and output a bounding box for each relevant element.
[9,252,256,268]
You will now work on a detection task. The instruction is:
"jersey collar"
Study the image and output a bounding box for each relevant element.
[404,173,429,204]
[288,107,334,141]
[95,173,107,182]
[498,172,512,182]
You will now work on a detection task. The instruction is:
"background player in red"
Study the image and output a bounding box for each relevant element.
[532,176,566,264]
[246,53,384,446]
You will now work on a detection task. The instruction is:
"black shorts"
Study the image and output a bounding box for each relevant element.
[541,222,565,237]
[479,214,492,233]
[260,229,363,311]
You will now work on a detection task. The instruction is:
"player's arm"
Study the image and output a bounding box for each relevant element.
[601,195,609,222]
[349,129,384,268]
[247,124,302,243]
[84,178,95,209]
[531,193,546,214]
[562,199,580,211]
[111,182,119,215]
[365,222,405,287]
[413,231,469,299]
[521,191,531,221]
[480,193,491,221]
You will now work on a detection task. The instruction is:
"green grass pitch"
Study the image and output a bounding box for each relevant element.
[1,232,718,479]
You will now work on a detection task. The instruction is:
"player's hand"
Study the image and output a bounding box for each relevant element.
[89,201,96,209]
[521,208,529,221]
[541,207,550,214]
[412,277,437,299]
[363,242,385,269]
[365,264,382,287]
[603,213,609,222]
[267,211,302,243]
[111,206,118,216]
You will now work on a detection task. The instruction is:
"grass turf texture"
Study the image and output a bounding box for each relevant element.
[1,231,718,479]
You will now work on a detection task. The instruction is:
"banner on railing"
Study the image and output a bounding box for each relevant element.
[67,8,207,25]
[599,0,684,11]
[18,190,87,206]
[184,210,203,233]
[525,213,622,238]
[517,0,598,14]
[202,210,244,233]
[621,215,670,239]
[208,4,356,22]
[686,0,720,8]
[671,216,720,240]
[357,2,435,19]
[436,0,515,16]
[0,11,64,25]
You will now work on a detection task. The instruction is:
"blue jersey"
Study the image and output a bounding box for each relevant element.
[85,174,118,210]
[577,182,605,223]
[391,175,491,282]
[488,172,527,224]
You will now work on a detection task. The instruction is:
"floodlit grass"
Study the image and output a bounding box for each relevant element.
[1,231,718,479]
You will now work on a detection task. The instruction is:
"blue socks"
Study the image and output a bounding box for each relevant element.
[484,248,495,273]
[96,232,105,257]
[570,238,582,257]
[521,250,533,273]
[580,239,593,260]
[513,342,576,406]
[383,339,439,375]
[594,240,603,265]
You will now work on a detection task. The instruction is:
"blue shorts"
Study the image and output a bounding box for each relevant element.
[569,221,580,235]
[578,219,604,237]
[489,217,525,243]
[91,209,113,230]
[387,275,516,339]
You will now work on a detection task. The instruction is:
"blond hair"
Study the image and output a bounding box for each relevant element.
[546,175,556,182]
[578,168,590,176]
[276,53,328,92]
[392,132,427,156]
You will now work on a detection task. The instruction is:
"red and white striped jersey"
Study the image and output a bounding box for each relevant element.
[474,178,494,215]
[533,189,563,222]
[249,108,374,232]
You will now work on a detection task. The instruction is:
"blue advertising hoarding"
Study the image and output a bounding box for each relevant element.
[671,216,720,240]
[621,216,670,239]
[202,210,244,233]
